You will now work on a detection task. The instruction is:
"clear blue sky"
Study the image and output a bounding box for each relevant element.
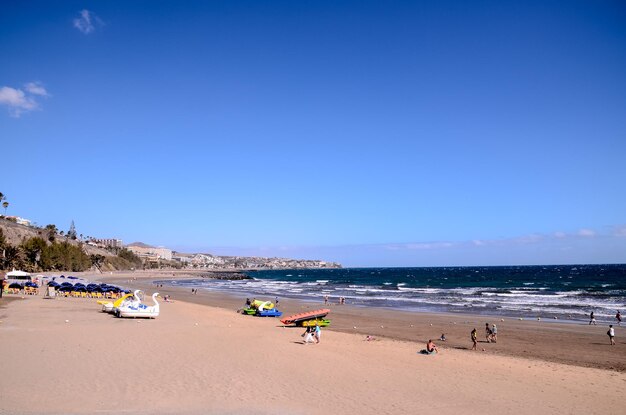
[2,1,625,266]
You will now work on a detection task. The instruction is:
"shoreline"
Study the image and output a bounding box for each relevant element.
[101,271,626,372]
[1,271,625,414]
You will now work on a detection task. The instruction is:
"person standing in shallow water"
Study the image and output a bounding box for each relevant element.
[471,328,477,350]
[616,311,622,326]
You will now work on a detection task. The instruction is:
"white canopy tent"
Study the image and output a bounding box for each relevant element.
[5,269,32,281]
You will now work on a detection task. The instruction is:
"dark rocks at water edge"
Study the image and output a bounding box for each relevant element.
[200,272,252,280]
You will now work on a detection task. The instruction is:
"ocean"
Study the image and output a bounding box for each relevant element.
[163,264,626,322]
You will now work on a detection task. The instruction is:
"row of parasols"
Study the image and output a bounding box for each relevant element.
[6,281,129,294]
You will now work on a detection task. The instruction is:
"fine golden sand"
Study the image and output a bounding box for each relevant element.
[1,271,624,415]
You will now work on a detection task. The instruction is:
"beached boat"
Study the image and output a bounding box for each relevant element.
[241,299,275,315]
[98,291,139,313]
[256,309,283,317]
[115,292,159,318]
[252,299,274,309]
[280,309,330,326]
[300,318,331,327]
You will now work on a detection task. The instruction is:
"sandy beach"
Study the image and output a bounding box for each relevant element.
[1,271,625,415]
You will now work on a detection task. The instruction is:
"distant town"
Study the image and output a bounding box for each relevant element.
[120,241,341,270]
[0,212,341,271]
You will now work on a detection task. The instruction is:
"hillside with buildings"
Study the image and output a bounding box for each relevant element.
[126,242,342,270]
[0,215,341,272]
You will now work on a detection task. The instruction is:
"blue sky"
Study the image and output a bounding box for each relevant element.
[1,1,625,266]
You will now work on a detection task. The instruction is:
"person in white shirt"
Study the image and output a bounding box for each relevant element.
[608,325,615,346]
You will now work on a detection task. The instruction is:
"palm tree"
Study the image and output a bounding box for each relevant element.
[2,201,8,215]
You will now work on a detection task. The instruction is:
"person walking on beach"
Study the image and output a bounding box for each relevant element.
[324,295,329,305]
[315,324,322,344]
[485,323,493,342]
[275,297,279,308]
[616,311,622,326]
[302,326,315,344]
[471,328,477,350]
[491,324,498,343]
[608,325,615,346]
[589,311,597,325]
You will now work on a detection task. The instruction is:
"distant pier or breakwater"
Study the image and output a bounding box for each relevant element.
[199,271,252,280]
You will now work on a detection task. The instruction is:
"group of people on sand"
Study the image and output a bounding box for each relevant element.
[323,295,345,305]
[588,310,620,346]
[589,310,622,326]
[469,323,497,351]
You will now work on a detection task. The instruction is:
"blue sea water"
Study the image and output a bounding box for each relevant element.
[164,264,626,322]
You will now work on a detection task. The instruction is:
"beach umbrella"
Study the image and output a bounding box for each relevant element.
[58,285,73,292]
[60,282,73,287]
[48,281,61,287]
[25,282,38,288]
[8,282,23,289]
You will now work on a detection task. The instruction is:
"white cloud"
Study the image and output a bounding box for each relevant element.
[24,82,49,96]
[0,82,49,117]
[577,229,596,237]
[73,9,101,34]
[612,225,626,237]
[0,86,37,117]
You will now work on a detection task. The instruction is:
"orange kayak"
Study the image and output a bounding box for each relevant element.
[281,309,330,325]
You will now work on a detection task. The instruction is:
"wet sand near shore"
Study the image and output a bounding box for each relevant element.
[103,270,626,372]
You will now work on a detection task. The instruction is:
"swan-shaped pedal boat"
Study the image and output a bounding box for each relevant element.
[97,290,140,313]
[115,292,160,318]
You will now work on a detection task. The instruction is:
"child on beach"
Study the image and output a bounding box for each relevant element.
[471,328,477,350]
[314,324,321,344]
[485,323,493,342]
[616,311,622,326]
[440,334,446,341]
[608,325,615,346]
[491,324,498,343]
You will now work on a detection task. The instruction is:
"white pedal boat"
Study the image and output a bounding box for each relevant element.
[99,290,140,313]
[115,292,160,318]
